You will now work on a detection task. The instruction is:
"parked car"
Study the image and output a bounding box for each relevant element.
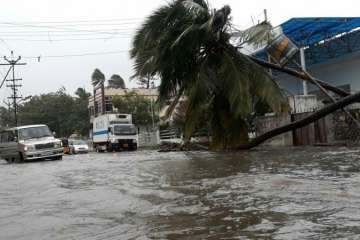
[0,124,63,163]
[69,139,89,154]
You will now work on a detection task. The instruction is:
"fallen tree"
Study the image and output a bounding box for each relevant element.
[238,90,360,150]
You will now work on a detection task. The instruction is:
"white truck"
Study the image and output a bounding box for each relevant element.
[92,114,138,152]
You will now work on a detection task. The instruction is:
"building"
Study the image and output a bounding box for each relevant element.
[275,18,360,97]
[255,17,360,146]
[88,87,158,122]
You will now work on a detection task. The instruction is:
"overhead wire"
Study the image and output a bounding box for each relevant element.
[0,22,138,35]
[0,30,135,35]
[0,29,136,34]
[2,35,131,42]
[0,17,144,45]
[0,18,142,24]
[0,18,141,60]
[0,22,141,27]
[23,49,129,59]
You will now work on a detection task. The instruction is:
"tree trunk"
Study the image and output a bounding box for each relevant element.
[238,91,360,150]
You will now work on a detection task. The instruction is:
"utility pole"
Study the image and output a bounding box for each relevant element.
[264,9,273,76]
[0,51,27,127]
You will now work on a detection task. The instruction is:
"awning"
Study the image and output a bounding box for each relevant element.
[281,17,360,47]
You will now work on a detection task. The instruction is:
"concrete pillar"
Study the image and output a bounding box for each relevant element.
[300,47,308,95]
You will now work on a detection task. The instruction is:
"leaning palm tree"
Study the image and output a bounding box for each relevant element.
[91,68,105,86]
[131,0,289,149]
[108,74,126,89]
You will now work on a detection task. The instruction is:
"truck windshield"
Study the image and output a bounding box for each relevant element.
[18,126,52,140]
[114,125,137,136]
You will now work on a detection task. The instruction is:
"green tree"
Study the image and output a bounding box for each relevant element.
[91,68,105,86]
[0,106,14,128]
[130,0,288,149]
[17,88,90,137]
[108,74,126,89]
[112,92,158,126]
[75,87,91,100]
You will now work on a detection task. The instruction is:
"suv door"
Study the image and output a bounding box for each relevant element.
[0,131,19,161]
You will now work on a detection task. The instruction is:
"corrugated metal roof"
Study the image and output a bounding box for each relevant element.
[281,17,360,47]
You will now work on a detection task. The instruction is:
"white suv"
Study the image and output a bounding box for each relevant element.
[0,124,63,163]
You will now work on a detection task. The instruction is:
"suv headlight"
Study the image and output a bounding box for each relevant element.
[54,141,62,148]
[24,145,35,152]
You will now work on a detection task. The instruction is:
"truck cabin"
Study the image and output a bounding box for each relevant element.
[109,124,137,136]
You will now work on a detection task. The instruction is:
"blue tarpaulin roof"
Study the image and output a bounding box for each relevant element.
[281,17,360,47]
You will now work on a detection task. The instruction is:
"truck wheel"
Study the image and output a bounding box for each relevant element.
[107,144,113,152]
[96,145,105,153]
[131,144,138,151]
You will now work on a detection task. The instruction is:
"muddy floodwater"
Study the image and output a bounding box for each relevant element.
[1,147,360,239]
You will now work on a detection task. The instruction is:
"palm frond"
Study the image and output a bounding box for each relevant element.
[184,67,212,139]
[171,24,203,49]
[218,50,251,117]
[182,0,208,17]
[234,21,273,47]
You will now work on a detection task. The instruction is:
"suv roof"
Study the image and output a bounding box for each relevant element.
[8,124,48,131]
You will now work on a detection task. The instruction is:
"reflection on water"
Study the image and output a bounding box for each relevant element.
[0,147,360,239]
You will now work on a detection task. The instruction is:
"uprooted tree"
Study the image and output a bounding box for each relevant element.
[131,0,289,150]
[131,0,360,150]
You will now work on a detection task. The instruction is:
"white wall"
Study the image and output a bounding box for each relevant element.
[278,51,360,95]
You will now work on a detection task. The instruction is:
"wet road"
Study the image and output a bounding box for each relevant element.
[0,147,360,239]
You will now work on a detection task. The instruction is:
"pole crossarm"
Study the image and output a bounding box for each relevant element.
[0,63,26,66]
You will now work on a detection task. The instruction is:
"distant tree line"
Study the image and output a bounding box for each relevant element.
[0,87,91,138]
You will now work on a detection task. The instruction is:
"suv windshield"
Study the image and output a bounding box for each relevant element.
[114,125,137,136]
[18,126,52,140]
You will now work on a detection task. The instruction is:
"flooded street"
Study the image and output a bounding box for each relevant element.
[1,147,360,239]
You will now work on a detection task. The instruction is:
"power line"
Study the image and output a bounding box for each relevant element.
[0,22,141,27]
[0,31,135,36]
[23,49,129,59]
[0,22,135,35]
[0,18,142,24]
[0,36,132,41]
[0,29,136,34]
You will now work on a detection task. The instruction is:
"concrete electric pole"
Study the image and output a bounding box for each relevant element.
[0,51,27,126]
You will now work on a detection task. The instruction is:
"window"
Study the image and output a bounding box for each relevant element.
[18,126,52,141]
[89,106,95,117]
[105,96,113,113]
[114,125,137,136]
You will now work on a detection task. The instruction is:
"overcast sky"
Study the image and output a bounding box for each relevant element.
[0,0,358,103]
